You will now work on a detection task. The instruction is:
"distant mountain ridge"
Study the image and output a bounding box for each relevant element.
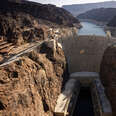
[77,8,116,23]
[62,1,116,16]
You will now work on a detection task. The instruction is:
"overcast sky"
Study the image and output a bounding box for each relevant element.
[28,0,115,7]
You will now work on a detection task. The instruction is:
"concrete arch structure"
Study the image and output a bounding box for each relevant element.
[59,35,116,73]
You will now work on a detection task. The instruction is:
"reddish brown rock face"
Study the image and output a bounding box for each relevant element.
[100,44,116,116]
[0,43,68,116]
[0,13,48,45]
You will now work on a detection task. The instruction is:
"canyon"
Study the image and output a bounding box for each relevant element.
[0,0,116,116]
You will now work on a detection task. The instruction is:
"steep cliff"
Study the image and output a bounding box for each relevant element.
[0,0,77,116]
[0,40,68,116]
[100,44,116,116]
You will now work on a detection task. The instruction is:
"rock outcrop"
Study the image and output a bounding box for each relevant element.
[0,0,76,115]
[0,0,80,46]
[0,0,80,27]
[0,40,68,116]
[100,44,116,116]
[0,12,47,45]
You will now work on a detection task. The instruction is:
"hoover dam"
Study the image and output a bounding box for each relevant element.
[0,1,116,116]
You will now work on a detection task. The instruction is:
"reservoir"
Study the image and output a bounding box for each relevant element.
[78,22,106,36]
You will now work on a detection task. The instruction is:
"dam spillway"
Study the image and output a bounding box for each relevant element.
[73,87,94,116]
[54,72,112,116]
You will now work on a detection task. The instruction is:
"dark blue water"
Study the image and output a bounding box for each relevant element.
[78,22,106,36]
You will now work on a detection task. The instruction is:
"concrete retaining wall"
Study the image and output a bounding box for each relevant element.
[91,79,112,116]
[54,79,80,116]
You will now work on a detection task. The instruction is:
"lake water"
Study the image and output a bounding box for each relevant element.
[78,22,106,36]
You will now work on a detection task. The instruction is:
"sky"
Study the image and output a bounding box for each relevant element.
[28,0,116,7]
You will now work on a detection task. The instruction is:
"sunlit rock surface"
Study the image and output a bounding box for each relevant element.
[0,41,68,116]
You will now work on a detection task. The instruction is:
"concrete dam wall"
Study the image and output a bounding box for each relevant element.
[59,35,116,73]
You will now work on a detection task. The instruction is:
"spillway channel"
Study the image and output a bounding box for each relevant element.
[73,87,94,116]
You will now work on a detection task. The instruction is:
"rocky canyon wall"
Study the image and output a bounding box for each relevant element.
[100,44,116,116]
[0,41,68,116]
[0,0,81,115]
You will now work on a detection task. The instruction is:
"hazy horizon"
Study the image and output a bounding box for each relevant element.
[28,0,116,7]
